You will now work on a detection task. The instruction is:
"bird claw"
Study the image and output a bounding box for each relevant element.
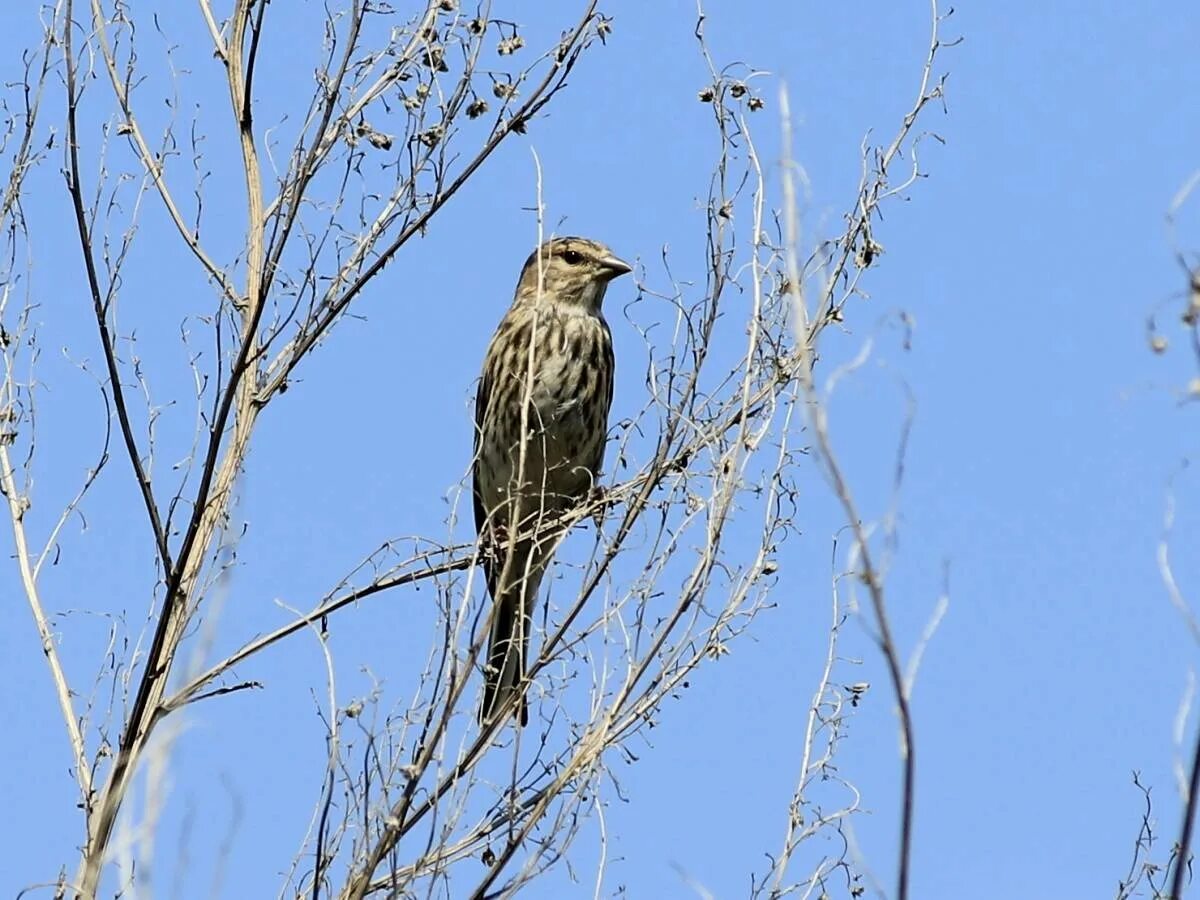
[588,484,610,528]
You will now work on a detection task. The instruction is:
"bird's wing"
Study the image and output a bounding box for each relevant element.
[583,319,616,479]
[471,364,491,542]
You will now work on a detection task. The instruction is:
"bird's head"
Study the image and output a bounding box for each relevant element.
[514,237,632,313]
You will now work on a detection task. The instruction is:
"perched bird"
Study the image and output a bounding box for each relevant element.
[473,236,631,726]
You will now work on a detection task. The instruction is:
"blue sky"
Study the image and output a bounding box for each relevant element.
[4,1,1200,898]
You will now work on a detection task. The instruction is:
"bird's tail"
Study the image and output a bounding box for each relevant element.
[479,584,530,727]
[478,543,546,728]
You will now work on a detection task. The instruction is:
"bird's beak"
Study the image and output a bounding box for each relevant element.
[597,254,633,280]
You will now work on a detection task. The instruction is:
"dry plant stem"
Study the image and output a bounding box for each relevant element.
[63,0,172,579]
[336,322,760,892]
[788,160,917,900]
[513,78,736,702]
[342,356,571,890]
[258,1,438,223]
[88,0,240,307]
[589,100,766,730]
[784,96,884,900]
[171,434,728,719]
[1170,720,1200,899]
[1162,476,1200,896]
[250,49,783,891]
[172,465,649,720]
[164,548,472,712]
[765,539,844,896]
[463,735,608,900]
[257,1,602,404]
[10,1,618,895]
[1,10,88,819]
[26,1,939,894]
[1117,773,1177,900]
[807,0,949,343]
[280,598,341,900]
[74,1,269,892]
[1161,489,1200,643]
[771,0,950,891]
[1157,464,1200,896]
[380,61,782,895]
[338,591,518,900]
[344,240,729,900]
[256,0,374,304]
[197,0,228,61]
[0,445,92,805]
[65,0,196,865]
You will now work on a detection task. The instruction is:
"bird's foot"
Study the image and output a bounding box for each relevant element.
[588,484,611,528]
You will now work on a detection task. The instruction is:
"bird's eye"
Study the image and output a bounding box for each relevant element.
[562,249,584,265]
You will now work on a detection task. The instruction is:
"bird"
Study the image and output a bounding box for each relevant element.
[472,236,631,726]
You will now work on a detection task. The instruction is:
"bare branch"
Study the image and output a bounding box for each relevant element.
[87,0,241,307]
[63,0,173,578]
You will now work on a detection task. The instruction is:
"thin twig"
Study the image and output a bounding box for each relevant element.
[88,0,241,308]
[1171,720,1200,899]
[0,444,93,808]
[63,0,173,578]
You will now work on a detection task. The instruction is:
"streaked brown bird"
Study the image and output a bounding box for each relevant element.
[473,236,631,726]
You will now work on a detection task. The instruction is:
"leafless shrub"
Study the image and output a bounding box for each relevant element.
[2,1,953,897]
[1141,173,1200,900]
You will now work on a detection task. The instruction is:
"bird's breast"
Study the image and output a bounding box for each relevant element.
[480,310,610,502]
